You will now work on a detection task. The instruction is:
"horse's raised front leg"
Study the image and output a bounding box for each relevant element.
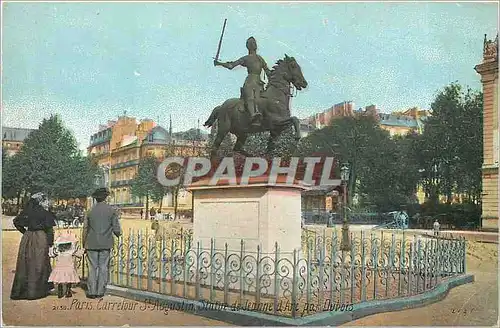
[290,116,301,141]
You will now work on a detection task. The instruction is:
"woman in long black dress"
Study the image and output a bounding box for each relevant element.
[10,192,56,300]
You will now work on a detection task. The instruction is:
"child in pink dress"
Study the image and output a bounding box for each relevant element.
[49,231,84,298]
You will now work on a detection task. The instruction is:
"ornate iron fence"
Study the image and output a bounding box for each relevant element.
[76,228,466,318]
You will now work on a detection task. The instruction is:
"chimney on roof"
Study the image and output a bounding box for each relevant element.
[409,107,418,119]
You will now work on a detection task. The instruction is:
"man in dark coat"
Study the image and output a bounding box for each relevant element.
[82,188,121,299]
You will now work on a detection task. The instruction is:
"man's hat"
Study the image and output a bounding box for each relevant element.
[92,187,110,198]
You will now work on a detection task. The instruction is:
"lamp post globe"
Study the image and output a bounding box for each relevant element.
[340,162,350,251]
[94,174,101,187]
[341,163,350,182]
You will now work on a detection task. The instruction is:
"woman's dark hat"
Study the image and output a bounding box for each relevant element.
[92,187,110,198]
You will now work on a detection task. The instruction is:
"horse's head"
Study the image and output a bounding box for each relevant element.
[284,54,308,90]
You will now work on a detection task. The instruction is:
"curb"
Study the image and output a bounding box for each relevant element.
[106,274,474,326]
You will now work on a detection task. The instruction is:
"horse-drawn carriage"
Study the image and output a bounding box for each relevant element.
[54,205,85,228]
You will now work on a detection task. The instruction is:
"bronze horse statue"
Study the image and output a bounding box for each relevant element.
[204,55,308,157]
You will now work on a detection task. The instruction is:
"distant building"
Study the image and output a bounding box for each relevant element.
[300,102,429,137]
[87,114,208,214]
[304,101,355,130]
[378,107,429,136]
[299,119,315,137]
[475,34,498,230]
[2,127,36,156]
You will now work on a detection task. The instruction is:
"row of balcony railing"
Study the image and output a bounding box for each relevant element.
[111,159,140,170]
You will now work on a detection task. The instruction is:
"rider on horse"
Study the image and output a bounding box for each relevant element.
[214,37,272,127]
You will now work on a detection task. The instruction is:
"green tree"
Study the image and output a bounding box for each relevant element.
[62,155,99,199]
[14,114,96,201]
[301,115,382,206]
[393,132,421,200]
[130,155,159,220]
[418,82,483,204]
[359,132,421,211]
[206,124,300,159]
[299,114,419,211]
[205,125,234,157]
[162,161,185,219]
[2,151,23,202]
[244,126,299,159]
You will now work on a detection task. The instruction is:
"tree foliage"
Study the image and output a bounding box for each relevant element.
[2,151,23,200]
[206,124,300,159]
[418,82,482,204]
[2,115,98,201]
[297,82,482,213]
[130,155,159,219]
[299,114,410,210]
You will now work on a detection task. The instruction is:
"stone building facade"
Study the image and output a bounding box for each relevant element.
[87,114,207,215]
[301,103,429,138]
[2,127,36,156]
[475,34,499,230]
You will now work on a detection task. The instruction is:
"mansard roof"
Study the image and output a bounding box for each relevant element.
[2,127,36,142]
[142,125,172,144]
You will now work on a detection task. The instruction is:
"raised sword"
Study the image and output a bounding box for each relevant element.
[213,19,227,66]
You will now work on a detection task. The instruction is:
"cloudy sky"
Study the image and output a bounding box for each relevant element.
[2,2,498,150]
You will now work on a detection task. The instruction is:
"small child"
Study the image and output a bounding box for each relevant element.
[151,218,161,241]
[48,231,84,298]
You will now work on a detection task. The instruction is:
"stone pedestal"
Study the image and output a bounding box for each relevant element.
[188,177,307,255]
[186,176,308,297]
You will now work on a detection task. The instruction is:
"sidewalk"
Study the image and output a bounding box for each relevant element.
[2,228,498,325]
[1,215,16,230]
[413,229,498,243]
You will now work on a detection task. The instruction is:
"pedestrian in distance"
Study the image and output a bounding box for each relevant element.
[433,219,440,237]
[155,209,163,221]
[151,216,161,241]
[140,208,144,220]
[82,188,121,299]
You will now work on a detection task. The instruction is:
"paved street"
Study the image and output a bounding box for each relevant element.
[1,230,229,326]
[347,241,499,326]
[2,217,498,326]
[1,215,16,230]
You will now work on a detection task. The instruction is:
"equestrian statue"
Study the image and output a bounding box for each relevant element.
[204,21,308,158]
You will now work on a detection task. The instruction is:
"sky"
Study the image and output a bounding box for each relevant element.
[1,1,498,151]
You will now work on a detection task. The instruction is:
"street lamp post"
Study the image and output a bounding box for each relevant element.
[340,163,351,251]
[92,173,102,207]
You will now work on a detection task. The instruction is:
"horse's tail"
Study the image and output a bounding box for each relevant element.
[203,106,221,128]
